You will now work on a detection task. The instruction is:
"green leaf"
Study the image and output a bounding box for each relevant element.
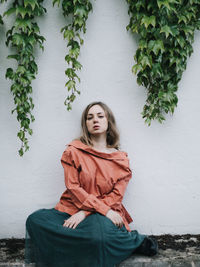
[170,26,179,37]
[19,148,24,157]
[69,94,76,102]
[28,128,33,135]
[16,7,31,19]
[53,0,61,7]
[7,54,20,61]
[151,63,162,77]
[16,65,26,74]
[157,114,165,123]
[65,55,72,64]
[132,64,142,74]
[175,36,185,48]
[3,7,16,17]
[160,25,173,38]
[178,15,187,24]
[27,35,36,47]
[148,40,164,55]
[74,17,84,28]
[5,68,14,79]
[73,60,82,70]
[139,55,152,68]
[76,33,84,45]
[141,15,156,29]
[69,47,80,58]
[65,80,75,90]
[74,6,87,18]
[12,33,24,46]
[30,61,38,72]
[195,20,200,30]
[31,115,35,122]
[139,39,147,50]
[0,15,3,25]
[68,40,80,49]
[15,18,32,31]
[182,25,194,36]
[145,117,152,126]
[157,0,172,9]
[63,29,74,41]
[32,22,40,33]
[17,130,25,140]
[24,0,38,10]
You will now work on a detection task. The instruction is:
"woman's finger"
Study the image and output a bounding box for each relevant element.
[63,219,73,228]
[117,217,120,226]
[69,219,77,228]
[63,218,80,228]
[113,218,117,225]
[114,219,119,227]
[72,222,78,229]
[70,219,76,228]
[117,220,121,227]
[68,222,74,228]
[116,217,123,228]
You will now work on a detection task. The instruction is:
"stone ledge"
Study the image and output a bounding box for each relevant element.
[1,235,200,267]
[118,248,200,266]
[1,249,200,267]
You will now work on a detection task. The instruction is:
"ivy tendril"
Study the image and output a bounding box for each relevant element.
[126,0,200,125]
[0,0,7,24]
[4,0,46,156]
[53,0,93,111]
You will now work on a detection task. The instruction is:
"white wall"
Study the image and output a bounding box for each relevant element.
[0,0,200,238]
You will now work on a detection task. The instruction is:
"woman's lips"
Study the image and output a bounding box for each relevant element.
[93,125,100,129]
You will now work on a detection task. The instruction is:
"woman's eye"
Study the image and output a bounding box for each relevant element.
[87,115,104,120]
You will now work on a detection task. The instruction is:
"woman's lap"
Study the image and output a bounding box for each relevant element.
[25,208,145,267]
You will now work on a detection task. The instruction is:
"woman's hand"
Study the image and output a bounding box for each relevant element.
[106,209,124,228]
[63,210,86,229]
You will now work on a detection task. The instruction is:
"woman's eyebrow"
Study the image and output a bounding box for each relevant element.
[87,112,104,116]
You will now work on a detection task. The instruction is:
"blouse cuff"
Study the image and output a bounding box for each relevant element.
[83,211,92,216]
[97,205,110,216]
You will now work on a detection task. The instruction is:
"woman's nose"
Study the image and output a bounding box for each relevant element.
[93,116,99,123]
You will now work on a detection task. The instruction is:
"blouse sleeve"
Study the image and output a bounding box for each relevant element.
[61,149,110,216]
[99,171,132,210]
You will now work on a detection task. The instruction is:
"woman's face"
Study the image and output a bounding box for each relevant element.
[86,105,108,136]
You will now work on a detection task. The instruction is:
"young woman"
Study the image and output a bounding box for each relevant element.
[25,101,158,267]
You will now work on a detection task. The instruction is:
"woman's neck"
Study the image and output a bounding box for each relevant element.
[90,135,107,149]
[90,137,117,153]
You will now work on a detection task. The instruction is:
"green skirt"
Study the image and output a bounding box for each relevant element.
[25,208,146,267]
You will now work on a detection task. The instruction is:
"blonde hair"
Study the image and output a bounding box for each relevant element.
[79,101,120,149]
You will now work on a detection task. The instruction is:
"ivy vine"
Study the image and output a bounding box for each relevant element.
[53,0,92,111]
[4,0,46,156]
[1,1,200,155]
[0,14,3,24]
[0,0,7,24]
[126,0,200,125]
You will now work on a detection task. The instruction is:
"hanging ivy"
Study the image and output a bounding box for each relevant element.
[0,14,3,24]
[126,0,200,125]
[1,1,200,155]
[53,0,92,111]
[4,0,46,156]
[0,0,7,24]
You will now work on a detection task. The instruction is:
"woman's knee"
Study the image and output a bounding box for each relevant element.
[26,209,45,227]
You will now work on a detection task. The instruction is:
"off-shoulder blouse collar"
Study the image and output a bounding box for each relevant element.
[68,139,128,160]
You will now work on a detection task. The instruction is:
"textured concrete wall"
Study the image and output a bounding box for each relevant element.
[0,0,200,238]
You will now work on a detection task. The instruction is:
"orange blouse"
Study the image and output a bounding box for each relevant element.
[55,139,133,231]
